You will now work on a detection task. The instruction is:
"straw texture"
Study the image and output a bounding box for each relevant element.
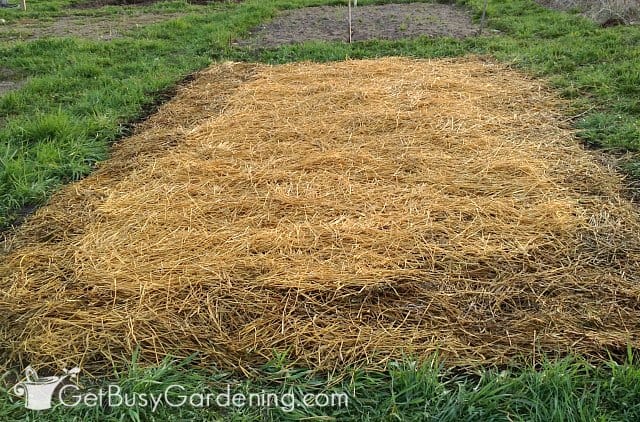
[2,58,640,373]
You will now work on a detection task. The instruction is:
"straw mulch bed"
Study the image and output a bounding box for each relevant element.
[2,58,640,373]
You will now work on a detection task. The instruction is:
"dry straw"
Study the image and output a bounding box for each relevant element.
[2,58,640,374]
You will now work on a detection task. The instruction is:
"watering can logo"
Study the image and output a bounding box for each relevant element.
[12,365,80,410]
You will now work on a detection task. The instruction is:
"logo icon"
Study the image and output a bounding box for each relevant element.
[12,366,80,410]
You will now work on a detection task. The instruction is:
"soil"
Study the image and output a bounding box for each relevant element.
[235,3,480,49]
[0,67,24,97]
[72,0,233,9]
[0,12,185,41]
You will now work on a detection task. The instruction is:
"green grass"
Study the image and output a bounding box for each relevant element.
[2,353,640,421]
[0,0,335,226]
[2,0,640,419]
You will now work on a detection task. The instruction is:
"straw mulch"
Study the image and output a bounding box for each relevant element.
[2,58,640,373]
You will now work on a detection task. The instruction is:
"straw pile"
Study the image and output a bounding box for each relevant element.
[2,58,640,373]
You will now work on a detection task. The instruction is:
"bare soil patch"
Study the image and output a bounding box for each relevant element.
[0,67,24,97]
[236,3,479,49]
[2,58,640,373]
[0,12,184,41]
[71,0,231,9]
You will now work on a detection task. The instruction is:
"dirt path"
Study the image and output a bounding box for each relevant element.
[236,3,479,49]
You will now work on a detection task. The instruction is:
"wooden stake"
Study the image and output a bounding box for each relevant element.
[478,0,488,35]
[348,0,352,43]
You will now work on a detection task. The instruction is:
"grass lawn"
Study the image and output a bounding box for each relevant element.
[1,0,640,419]
[2,353,640,420]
